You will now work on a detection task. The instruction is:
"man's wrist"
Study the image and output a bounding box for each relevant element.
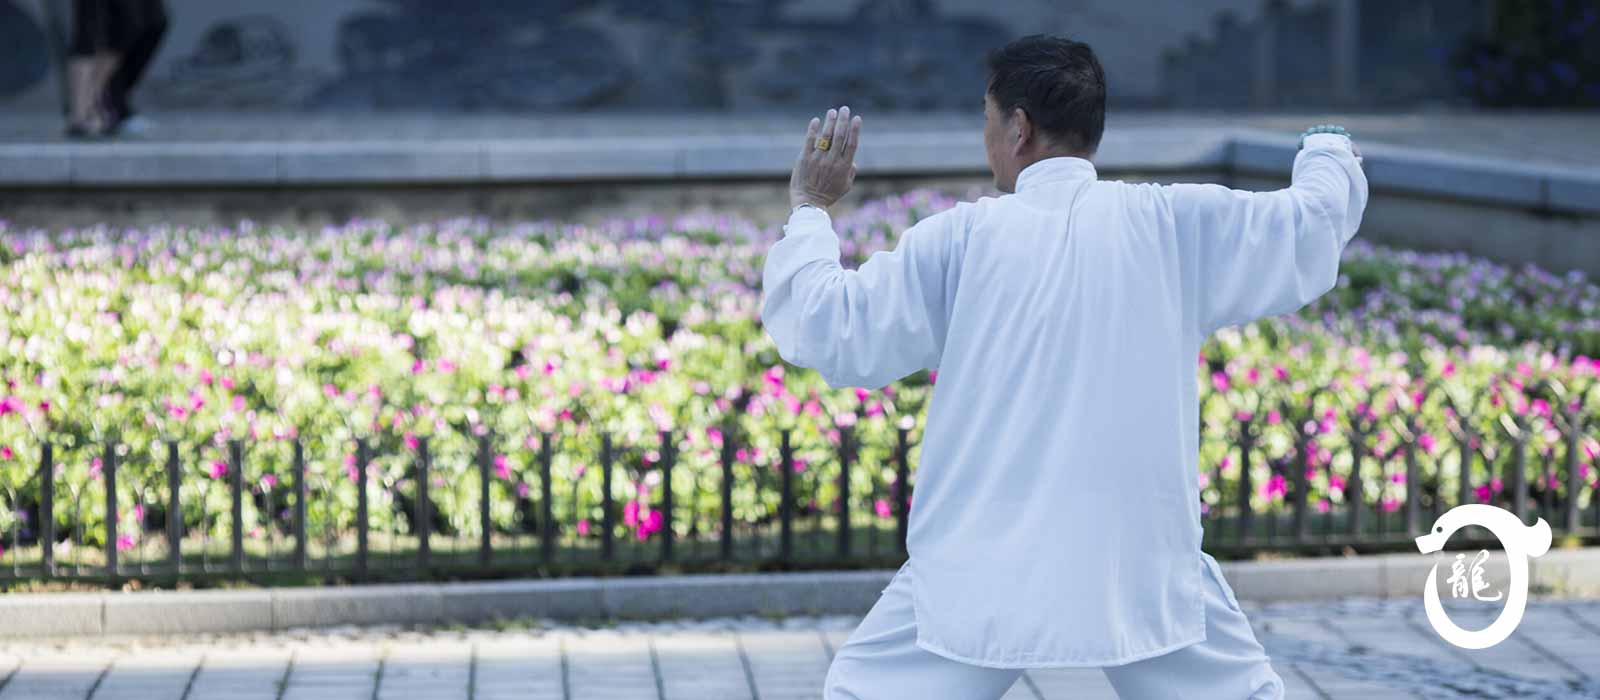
[790,193,832,211]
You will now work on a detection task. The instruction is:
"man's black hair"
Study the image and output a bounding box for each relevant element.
[986,34,1107,155]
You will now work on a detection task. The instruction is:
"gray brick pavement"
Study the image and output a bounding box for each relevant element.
[1,599,1598,700]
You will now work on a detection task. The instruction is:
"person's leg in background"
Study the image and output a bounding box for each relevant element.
[67,0,118,136]
[824,561,1027,700]
[1100,552,1285,699]
[102,0,167,131]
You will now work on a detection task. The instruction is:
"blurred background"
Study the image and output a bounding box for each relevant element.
[2,0,1594,113]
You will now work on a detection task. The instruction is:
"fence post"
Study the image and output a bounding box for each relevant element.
[104,441,117,581]
[780,429,794,563]
[540,431,555,564]
[1404,438,1421,537]
[356,438,369,579]
[837,425,853,557]
[895,427,910,555]
[40,443,54,577]
[292,439,306,570]
[229,439,244,574]
[416,436,431,571]
[1565,410,1583,532]
[1510,436,1528,523]
[1236,421,1254,544]
[601,432,614,561]
[1292,430,1309,543]
[719,421,735,561]
[166,441,181,575]
[477,434,491,567]
[1348,438,1364,538]
[659,430,675,562]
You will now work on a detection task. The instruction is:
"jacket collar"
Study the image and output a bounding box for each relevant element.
[1014,156,1097,193]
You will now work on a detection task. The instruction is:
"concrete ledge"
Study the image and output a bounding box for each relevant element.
[6,126,1592,221]
[0,592,103,637]
[2,548,1595,639]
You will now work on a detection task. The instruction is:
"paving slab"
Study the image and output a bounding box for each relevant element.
[0,597,1596,698]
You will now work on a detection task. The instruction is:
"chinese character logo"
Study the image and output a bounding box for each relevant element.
[1414,504,1551,650]
[1444,550,1502,602]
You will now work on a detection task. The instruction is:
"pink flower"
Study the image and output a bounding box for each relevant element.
[411,359,427,375]
[1234,410,1253,422]
[1246,367,1260,385]
[929,370,938,385]
[706,426,723,447]
[1418,432,1436,455]
[1380,496,1400,513]
[577,519,591,536]
[1273,365,1289,381]
[494,454,511,480]
[1441,361,1456,378]
[1262,474,1287,500]
[624,500,640,527]
[875,499,892,518]
[1266,410,1282,425]
[763,366,785,392]
[0,445,11,460]
[793,457,809,473]
[116,534,135,552]
[854,388,871,403]
[1329,474,1346,492]
[89,457,103,480]
[404,432,419,450]
[199,368,214,386]
[516,482,531,499]
[1211,372,1230,393]
[260,473,278,489]
[220,376,235,391]
[1316,499,1331,514]
[208,461,228,479]
[657,357,672,370]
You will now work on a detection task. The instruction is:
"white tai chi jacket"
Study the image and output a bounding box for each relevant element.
[760,133,1367,668]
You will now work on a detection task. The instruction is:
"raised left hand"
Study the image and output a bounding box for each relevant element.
[790,105,862,210]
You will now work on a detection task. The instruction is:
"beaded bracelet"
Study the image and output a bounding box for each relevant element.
[1298,124,1351,149]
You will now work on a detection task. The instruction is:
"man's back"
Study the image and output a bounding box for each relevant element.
[761,134,1367,667]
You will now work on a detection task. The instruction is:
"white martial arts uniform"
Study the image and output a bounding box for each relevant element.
[760,133,1366,696]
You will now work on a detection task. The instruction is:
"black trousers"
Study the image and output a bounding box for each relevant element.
[71,0,168,116]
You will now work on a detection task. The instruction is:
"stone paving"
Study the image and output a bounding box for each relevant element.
[2,597,1599,699]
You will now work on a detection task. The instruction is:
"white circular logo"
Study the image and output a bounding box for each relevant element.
[1414,504,1552,650]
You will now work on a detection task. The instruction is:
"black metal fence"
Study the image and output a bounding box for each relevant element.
[2,395,1598,586]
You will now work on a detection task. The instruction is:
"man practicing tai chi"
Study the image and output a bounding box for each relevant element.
[760,35,1367,699]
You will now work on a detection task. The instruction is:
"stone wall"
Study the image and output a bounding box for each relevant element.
[2,0,1485,113]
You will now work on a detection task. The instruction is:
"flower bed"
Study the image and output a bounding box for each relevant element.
[0,189,1596,571]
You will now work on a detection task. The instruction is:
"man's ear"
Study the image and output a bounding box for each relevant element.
[1010,107,1030,157]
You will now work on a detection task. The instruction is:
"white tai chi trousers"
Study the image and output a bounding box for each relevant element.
[823,552,1285,699]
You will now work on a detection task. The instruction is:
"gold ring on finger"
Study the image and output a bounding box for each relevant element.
[815,136,832,152]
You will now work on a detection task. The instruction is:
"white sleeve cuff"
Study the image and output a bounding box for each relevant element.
[1302,132,1353,152]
